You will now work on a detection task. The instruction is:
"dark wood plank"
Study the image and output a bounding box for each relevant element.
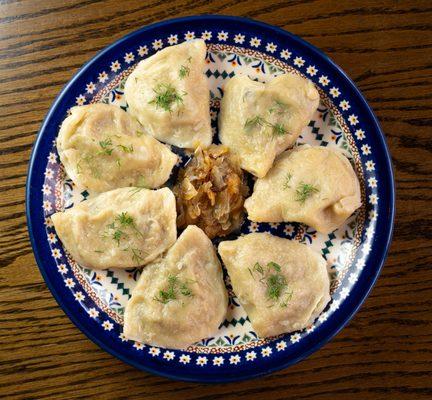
[0,0,431,398]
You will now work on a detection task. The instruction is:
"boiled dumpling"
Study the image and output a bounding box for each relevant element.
[124,40,212,149]
[57,104,178,192]
[218,233,330,337]
[124,225,227,349]
[244,145,361,233]
[51,187,176,269]
[219,74,319,177]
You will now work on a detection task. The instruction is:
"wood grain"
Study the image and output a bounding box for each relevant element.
[0,0,431,398]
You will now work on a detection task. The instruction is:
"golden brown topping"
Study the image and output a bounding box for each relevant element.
[173,145,249,239]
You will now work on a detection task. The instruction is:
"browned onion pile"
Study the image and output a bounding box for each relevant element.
[173,145,249,239]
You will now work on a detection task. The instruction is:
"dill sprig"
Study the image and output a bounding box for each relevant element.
[149,83,185,112]
[249,261,292,306]
[115,212,144,239]
[118,144,134,153]
[283,173,292,190]
[179,65,190,79]
[269,100,288,115]
[272,123,287,136]
[154,275,194,304]
[244,115,266,131]
[98,138,114,156]
[244,115,287,137]
[295,182,319,204]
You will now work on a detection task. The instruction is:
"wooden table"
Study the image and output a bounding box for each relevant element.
[1,1,431,398]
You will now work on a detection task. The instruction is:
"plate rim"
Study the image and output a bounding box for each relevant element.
[26,14,395,383]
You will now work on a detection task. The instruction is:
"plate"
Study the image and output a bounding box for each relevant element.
[26,15,395,383]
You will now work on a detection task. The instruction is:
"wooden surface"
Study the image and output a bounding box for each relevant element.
[1,0,431,398]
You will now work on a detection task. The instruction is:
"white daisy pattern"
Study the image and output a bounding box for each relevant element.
[318,75,330,86]
[234,33,245,44]
[64,278,75,288]
[306,325,316,334]
[213,356,224,366]
[149,347,160,357]
[184,31,195,41]
[110,60,121,72]
[217,31,228,41]
[44,168,54,179]
[201,30,212,41]
[133,342,145,350]
[340,287,350,299]
[85,82,96,94]
[88,308,99,318]
[124,52,134,64]
[261,346,272,357]
[74,291,85,301]
[306,65,318,76]
[330,300,341,312]
[42,184,51,195]
[137,45,148,56]
[293,56,305,67]
[98,71,108,83]
[290,333,301,343]
[356,258,366,269]
[280,49,291,60]
[265,42,277,53]
[51,248,62,259]
[366,225,375,238]
[48,152,57,163]
[318,312,329,323]
[250,37,261,47]
[167,34,178,45]
[196,356,208,366]
[368,177,378,188]
[276,341,287,351]
[245,351,256,361]
[163,351,175,361]
[249,221,259,233]
[179,354,191,364]
[361,144,371,155]
[348,114,359,125]
[75,94,86,106]
[348,272,359,284]
[48,231,57,243]
[152,39,163,50]
[102,320,114,331]
[57,263,67,274]
[355,129,366,140]
[43,200,52,212]
[329,87,340,98]
[229,355,241,365]
[365,160,376,171]
[369,210,378,220]
[119,332,127,342]
[339,100,350,110]
[369,194,379,205]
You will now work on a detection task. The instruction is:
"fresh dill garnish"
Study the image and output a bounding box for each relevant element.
[269,100,288,115]
[295,182,319,204]
[154,275,194,304]
[283,173,292,190]
[249,261,291,305]
[179,65,190,79]
[244,115,288,136]
[104,212,144,246]
[77,154,101,178]
[244,115,266,131]
[115,211,144,239]
[118,144,134,153]
[130,247,144,264]
[136,130,144,137]
[272,123,287,136]
[149,83,185,112]
[281,290,294,307]
[266,273,287,301]
[98,138,114,156]
[94,250,104,253]
[116,159,121,167]
[129,176,148,197]
[111,228,126,246]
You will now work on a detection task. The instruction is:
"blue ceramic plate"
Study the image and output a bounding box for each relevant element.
[26,15,395,383]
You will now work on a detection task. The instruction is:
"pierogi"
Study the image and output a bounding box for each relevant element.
[218,233,330,337]
[218,73,319,178]
[124,40,212,149]
[124,225,227,349]
[244,145,362,233]
[51,187,177,269]
[57,104,177,192]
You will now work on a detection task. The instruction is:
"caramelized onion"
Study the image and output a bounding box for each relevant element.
[173,145,249,239]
